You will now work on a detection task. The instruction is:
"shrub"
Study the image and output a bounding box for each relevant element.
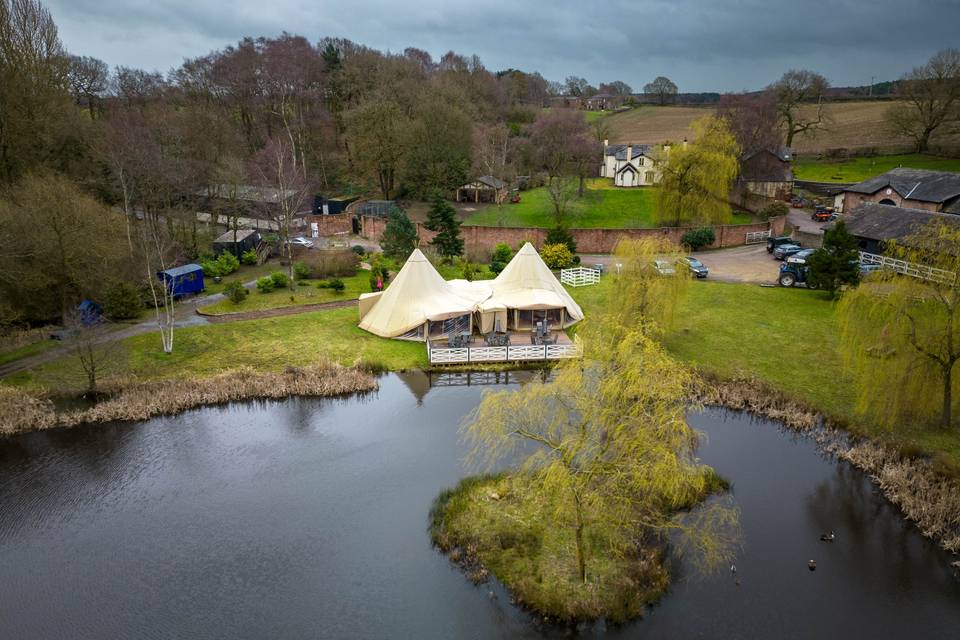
[490,242,513,274]
[545,226,577,253]
[761,202,789,219]
[241,249,258,265]
[351,245,366,256]
[461,260,476,282]
[292,261,311,281]
[296,249,361,279]
[223,281,248,305]
[328,278,345,292]
[200,251,240,277]
[681,227,716,251]
[270,271,291,289]
[541,243,574,270]
[256,276,275,293]
[369,257,390,291]
[102,282,143,320]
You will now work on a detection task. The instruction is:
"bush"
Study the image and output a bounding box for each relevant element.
[296,249,361,279]
[200,251,240,277]
[255,276,275,294]
[102,282,143,320]
[369,257,390,291]
[761,202,789,219]
[681,227,716,251]
[270,271,291,289]
[545,226,577,253]
[541,243,574,270]
[241,249,258,265]
[351,245,366,256]
[328,278,345,292]
[461,260,476,281]
[490,242,513,274]
[223,281,248,304]
[292,261,311,281]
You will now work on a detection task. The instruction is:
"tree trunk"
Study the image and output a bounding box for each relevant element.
[573,493,586,583]
[943,364,952,429]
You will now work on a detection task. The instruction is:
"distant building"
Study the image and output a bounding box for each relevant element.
[738,148,793,200]
[584,93,625,110]
[599,140,663,187]
[841,202,960,254]
[841,168,960,214]
[456,176,509,203]
[195,184,309,232]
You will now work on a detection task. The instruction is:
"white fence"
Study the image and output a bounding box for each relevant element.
[859,251,956,285]
[745,230,771,244]
[428,341,582,365]
[560,267,600,287]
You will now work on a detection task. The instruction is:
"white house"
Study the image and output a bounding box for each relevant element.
[599,140,663,187]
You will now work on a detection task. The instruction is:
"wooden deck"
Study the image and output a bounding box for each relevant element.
[427,331,580,365]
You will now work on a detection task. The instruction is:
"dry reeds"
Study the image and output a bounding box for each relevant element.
[0,362,377,436]
[697,375,960,560]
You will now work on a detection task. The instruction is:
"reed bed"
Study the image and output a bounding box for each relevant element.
[0,362,377,436]
[698,375,960,562]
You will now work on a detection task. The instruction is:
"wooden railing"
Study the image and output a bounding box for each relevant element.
[428,340,581,364]
[859,252,956,285]
[560,267,601,287]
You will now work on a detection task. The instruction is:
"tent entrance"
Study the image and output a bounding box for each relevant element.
[513,308,563,331]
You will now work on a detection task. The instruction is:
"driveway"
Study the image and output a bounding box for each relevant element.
[788,206,830,236]
[581,244,781,285]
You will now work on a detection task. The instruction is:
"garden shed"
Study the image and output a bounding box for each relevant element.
[158,264,205,298]
[212,229,260,258]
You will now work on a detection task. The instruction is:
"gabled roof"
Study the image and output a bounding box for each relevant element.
[213,229,258,244]
[841,203,960,242]
[742,147,792,163]
[616,163,639,174]
[604,143,654,159]
[845,168,960,204]
[464,175,507,190]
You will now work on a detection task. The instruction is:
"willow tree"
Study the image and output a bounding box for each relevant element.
[838,221,960,429]
[462,238,737,584]
[606,236,690,336]
[656,116,739,228]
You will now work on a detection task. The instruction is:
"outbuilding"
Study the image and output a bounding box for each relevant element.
[839,203,960,254]
[212,229,261,258]
[456,176,509,203]
[158,264,205,298]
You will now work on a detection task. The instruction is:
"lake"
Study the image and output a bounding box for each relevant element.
[0,372,958,639]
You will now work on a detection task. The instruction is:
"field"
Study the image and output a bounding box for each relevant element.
[793,153,960,182]
[462,179,751,228]
[602,101,960,154]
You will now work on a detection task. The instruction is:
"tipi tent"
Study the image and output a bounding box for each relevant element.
[358,249,479,340]
[488,242,584,330]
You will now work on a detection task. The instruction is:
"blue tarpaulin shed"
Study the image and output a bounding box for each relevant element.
[158,263,205,297]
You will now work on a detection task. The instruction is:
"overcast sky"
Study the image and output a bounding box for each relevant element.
[46,0,959,92]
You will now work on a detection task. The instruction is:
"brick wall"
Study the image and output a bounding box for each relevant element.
[842,191,941,213]
[304,214,353,236]
[360,215,786,254]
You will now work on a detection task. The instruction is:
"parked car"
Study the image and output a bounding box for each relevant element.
[284,236,314,249]
[652,259,676,276]
[682,256,709,278]
[790,196,806,208]
[786,248,817,264]
[773,243,804,260]
[766,236,795,253]
[811,206,835,222]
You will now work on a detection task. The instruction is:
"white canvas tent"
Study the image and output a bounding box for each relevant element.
[358,249,478,340]
[358,243,584,341]
[488,242,584,330]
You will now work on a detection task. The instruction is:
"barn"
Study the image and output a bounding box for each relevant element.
[212,229,260,258]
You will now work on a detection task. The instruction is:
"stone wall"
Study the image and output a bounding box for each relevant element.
[360,215,786,255]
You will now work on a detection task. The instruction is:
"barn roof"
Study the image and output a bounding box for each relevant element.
[213,229,258,244]
[844,168,960,203]
[840,203,960,242]
[462,175,507,190]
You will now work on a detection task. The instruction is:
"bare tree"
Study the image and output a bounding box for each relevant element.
[886,49,960,153]
[546,175,578,228]
[251,136,308,282]
[138,213,178,354]
[643,76,678,105]
[472,122,512,205]
[67,55,108,116]
[598,80,632,96]
[716,92,783,157]
[768,69,829,147]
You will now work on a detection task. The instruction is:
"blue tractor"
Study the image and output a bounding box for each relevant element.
[777,260,817,288]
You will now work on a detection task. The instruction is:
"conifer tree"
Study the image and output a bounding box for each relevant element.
[424,194,463,258]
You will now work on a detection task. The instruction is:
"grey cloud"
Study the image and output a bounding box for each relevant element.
[46,0,960,91]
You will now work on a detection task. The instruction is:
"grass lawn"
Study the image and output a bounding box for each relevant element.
[202,261,281,295]
[0,339,59,368]
[463,179,753,229]
[793,154,960,183]
[199,271,371,315]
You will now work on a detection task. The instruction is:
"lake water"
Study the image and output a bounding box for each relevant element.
[1,373,958,639]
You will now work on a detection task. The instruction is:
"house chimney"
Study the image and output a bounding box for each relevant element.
[626,145,633,162]
[603,139,609,149]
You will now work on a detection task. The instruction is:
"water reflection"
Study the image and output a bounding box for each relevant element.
[0,377,957,640]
